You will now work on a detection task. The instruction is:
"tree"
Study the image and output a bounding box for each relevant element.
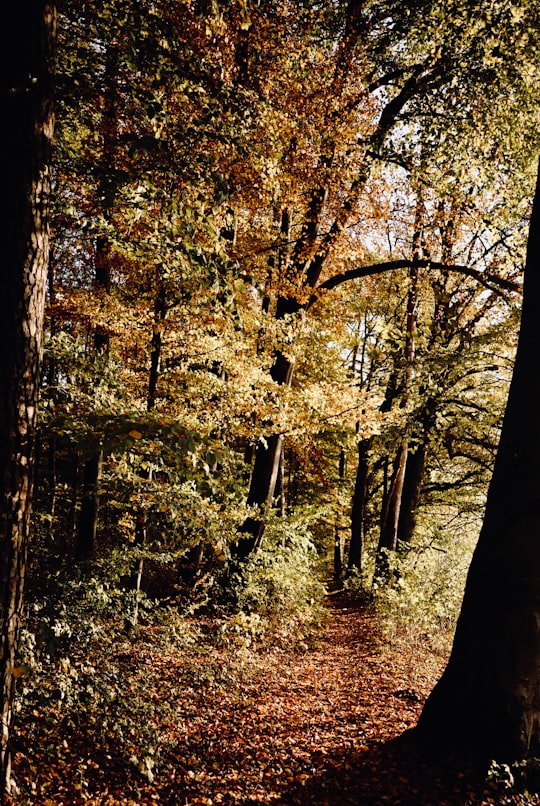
[0,2,55,794]
[416,159,540,764]
[229,0,536,558]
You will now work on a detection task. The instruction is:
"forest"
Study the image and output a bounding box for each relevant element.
[3,0,540,803]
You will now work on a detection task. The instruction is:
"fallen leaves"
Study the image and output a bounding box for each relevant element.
[7,596,538,805]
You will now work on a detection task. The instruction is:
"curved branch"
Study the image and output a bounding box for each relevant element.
[312,259,522,304]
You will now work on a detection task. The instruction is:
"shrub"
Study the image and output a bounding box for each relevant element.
[226,515,326,646]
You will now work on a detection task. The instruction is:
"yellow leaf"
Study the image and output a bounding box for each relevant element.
[129,430,143,439]
[10,666,25,679]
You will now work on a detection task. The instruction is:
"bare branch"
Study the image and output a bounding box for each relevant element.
[311,259,522,305]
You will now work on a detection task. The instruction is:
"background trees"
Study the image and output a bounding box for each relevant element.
[29,0,538,575]
[30,0,537,606]
[7,0,540,795]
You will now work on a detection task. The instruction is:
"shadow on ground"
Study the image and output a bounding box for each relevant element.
[276,729,521,806]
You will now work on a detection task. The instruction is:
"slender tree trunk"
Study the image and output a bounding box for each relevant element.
[333,448,346,581]
[126,279,167,630]
[147,279,167,412]
[75,452,103,562]
[333,523,343,582]
[348,438,372,573]
[235,432,286,559]
[416,162,540,763]
[47,434,57,541]
[235,287,296,558]
[396,441,427,545]
[376,264,418,579]
[69,451,81,548]
[274,454,286,518]
[0,3,55,794]
[375,443,408,580]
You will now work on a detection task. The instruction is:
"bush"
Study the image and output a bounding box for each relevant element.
[226,516,326,646]
[370,524,477,656]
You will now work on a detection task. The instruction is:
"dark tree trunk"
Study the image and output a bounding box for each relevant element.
[147,279,167,412]
[126,279,167,630]
[47,434,57,541]
[274,452,286,518]
[416,163,540,763]
[234,206,296,558]
[396,442,427,545]
[348,437,372,572]
[234,325,295,558]
[333,448,347,581]
[234,433,285,559]
[376,262,418,580]
[333,523,343,581]
[0,3,55,794]
[69,451,81,547]
[75,451,103,562]
[375,442,408,579]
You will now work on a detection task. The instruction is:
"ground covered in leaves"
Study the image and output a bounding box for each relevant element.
[8,593,540,805]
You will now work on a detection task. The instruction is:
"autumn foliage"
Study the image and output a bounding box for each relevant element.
[6,0,540,801]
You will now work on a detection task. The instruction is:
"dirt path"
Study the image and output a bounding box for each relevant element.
[153,597,451,805]
[12,596,526,805]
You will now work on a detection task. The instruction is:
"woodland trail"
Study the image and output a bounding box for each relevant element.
[11,595,533,805]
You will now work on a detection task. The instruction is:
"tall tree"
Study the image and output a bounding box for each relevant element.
[416,160,540,763]
[230,0,535,558]
[74,36,118,563]
[0,2,55,794]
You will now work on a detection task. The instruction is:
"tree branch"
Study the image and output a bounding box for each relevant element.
[311,259,522,305]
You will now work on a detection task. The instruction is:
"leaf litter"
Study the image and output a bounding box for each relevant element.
[7,594,539,805]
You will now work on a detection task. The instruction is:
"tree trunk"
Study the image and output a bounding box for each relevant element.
[376,261,418,579]
[375,442,408,580]
[234,338,294,558]
[333,448,346,581]
[0,3,55,794]
[126,277,167,629]
[333,523,343,582]
[75,451,103,562]
[348,437,372,573]
[234,433,285,559]
[396,442,427,545]
[274,453,286,518]
[147,279,167,412]
[416,162,540,763]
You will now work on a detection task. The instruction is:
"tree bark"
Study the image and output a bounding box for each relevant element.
[333,448,346,581]
[376,264,418,579]
[416,162,540,763]
[75,451,103,563]
[147,279,167,412]
[375,442,408,579]
[0,3,55,794]
[126,278,167,630]
[234,433,285,559]
[348,437,371,573]
[396,441,426,545]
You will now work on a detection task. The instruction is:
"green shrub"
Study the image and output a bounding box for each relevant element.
[369,522,478,656]
[226,516,326,646]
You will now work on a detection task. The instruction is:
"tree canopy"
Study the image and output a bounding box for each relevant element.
[4,0,540,799]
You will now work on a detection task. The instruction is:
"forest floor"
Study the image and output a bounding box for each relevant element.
[9,591,538,806]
